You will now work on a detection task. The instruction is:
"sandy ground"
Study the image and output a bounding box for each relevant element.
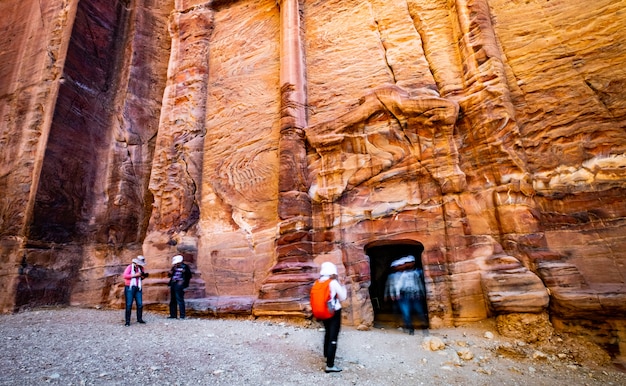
[0,307,625,386]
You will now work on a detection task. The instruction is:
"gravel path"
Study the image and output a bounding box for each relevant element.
[0,307,624,385]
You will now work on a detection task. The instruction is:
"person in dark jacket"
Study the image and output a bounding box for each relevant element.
[167,255,192,319]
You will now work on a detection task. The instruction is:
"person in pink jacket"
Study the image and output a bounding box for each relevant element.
[123,255,148,326]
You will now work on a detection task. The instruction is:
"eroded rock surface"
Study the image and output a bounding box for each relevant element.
[0,0,625,360]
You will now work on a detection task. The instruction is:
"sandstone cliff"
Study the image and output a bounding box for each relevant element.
[0,0,625,360]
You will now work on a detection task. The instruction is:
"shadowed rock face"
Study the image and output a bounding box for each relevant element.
[0,0,625,359]
[30,0,127,244]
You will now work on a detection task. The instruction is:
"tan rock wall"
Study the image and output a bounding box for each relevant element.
[490,0,626,173]
[199,0,281,298]
[0,0,625,358]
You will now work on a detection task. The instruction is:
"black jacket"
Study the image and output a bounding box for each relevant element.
[169,263,192,289]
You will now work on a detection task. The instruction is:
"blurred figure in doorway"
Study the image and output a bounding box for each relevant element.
[385,255,428,335]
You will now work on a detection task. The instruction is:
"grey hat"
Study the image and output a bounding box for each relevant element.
[132,256,146,266]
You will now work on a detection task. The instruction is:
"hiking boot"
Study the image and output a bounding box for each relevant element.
[325,366,342,373]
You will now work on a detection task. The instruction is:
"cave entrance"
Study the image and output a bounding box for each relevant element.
[365,240,428,329]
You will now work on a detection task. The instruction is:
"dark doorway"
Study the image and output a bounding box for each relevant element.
[365,240,428,329]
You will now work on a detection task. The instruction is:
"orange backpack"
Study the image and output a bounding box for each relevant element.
[310,279,335,320]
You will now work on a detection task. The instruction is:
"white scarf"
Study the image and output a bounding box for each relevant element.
[130,264,142,290]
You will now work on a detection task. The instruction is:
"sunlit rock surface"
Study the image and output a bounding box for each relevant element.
[0,0,625,358]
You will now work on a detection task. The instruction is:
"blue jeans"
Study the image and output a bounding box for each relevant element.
[124,286,143,323]
[397,295,427,331]
[169,283,186,318]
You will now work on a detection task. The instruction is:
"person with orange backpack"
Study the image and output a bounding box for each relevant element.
[311,262,347,373]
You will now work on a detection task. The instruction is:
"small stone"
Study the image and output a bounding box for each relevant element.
[457,348,474,361]
[422,336,446,351]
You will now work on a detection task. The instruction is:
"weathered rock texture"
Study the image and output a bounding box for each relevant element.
[1,0,625,359]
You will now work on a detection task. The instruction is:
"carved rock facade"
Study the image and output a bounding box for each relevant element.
[0,0,625,359]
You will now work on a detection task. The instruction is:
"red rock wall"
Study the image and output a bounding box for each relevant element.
[0,0,625,355]
[487,0,626,345]
[0,0,172,310]
[0,0,79,310]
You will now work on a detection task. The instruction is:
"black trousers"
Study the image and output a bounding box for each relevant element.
[322,309,342,367]
[169,283,186,318]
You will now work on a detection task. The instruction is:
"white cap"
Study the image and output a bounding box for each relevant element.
[319,262,338,276]
[172,255,183,265]
[390,255,416,268]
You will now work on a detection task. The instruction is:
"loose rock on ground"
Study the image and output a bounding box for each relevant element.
[0,307,625,385]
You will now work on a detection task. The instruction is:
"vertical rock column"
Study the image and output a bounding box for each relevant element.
[254,0,318,316]
[142,4,213,302]
[453,0,529,184]
[454,0,550,316]
[454,0,546,264]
